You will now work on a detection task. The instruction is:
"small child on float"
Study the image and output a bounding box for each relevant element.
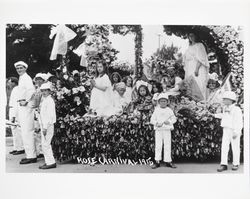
[151,81,163,107]
[122,76,133,104]
[132,80,153,116]
[206,72,222,105]
[37,82,57,169]
[150,93,177,169]
[214,91,243,172]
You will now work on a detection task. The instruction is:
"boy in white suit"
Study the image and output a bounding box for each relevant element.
[37,82,57,169]
[214,91,243,172]
[150,93,177,169]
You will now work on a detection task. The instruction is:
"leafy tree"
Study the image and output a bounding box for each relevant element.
[153,43,180,60]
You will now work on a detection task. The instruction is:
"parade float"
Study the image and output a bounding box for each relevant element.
[44,25,243,163]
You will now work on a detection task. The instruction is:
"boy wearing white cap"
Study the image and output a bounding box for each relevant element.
[31,73,48,159]
[14,61,37,164]
[37,82,57,169]
[150,93,177,169]
[214,91,243,172]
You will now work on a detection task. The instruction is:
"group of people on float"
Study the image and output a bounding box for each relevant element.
[7,31,243,171]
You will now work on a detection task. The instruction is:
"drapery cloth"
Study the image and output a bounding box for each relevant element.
[183,43,209,101]
[50,25,77,60]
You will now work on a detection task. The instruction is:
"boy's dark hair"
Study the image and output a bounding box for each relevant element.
[207,79,220,89]
[9,77,18,85]
[122,76,133,87]
[151,81,163,94]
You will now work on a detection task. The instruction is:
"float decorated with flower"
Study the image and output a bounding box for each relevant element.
[41,24,244,163]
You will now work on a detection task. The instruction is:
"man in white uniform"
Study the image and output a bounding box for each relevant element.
[15,61,37,164]
[8,77,24,155]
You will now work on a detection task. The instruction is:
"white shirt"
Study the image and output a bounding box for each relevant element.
[40,95,56,129]
[124,87,132,104]
[150,106,177,130]
[214,104,243,134]
[9,86,19,119]
[18,72,35,102]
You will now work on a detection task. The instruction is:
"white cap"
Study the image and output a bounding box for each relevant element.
[40,82,52,90]
[209,72,219,81]
[157,93,169,101]
[136,80,148,90]
[72,70,79,76]
[14,61,28,69]
[35,73,47,81]
[222,91,237,101]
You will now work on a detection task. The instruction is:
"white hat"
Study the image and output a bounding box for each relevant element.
[136,80,148,90]
[72,70,79,76]
[222,91,237,101]
[157,93,169,101]
[116,82,126,90]
[40,82,52,90]
[35,73,47,81]
[209,72,219,81]
[14,61,28,69]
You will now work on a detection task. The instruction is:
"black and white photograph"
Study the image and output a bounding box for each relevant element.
[5,24,245,173]
[1,0,250,199]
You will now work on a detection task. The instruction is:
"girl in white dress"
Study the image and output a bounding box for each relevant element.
[123,76,133,104]
[89,61,112,116]
[183,32,210,101]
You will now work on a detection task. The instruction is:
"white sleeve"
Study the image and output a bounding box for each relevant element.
[24,75,35,101]
[233,107,243,134]
[168,109,177,124]
[150,110,157,125]
[42,99,56,129]
[195,43,209,68]
[100,74,112,88]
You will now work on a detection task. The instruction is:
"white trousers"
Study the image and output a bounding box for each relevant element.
[155,129,172,162]
[221,127,241,166]
[34,120,43,155]
[18,105,36,159]
[11,126,23,151]
[41,124,56,165]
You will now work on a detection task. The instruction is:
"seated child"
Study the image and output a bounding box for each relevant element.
[132,80,153,115]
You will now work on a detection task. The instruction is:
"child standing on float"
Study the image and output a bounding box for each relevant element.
[89,61,112,116]
[150,93,177,169]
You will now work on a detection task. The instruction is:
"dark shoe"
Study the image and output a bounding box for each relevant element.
[217,165,228,172]
[37,154,44,159]
[232,165,239,171]
[20,158,37,164]
[164,162,177,169]
[13,150,25,155]
[39,163,57,169]
[39,164,47,169]
[9,150,17,154]
[151,163,160,169]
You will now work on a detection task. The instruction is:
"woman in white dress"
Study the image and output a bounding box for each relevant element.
[89,61,112,116]
[183,32,210,101]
